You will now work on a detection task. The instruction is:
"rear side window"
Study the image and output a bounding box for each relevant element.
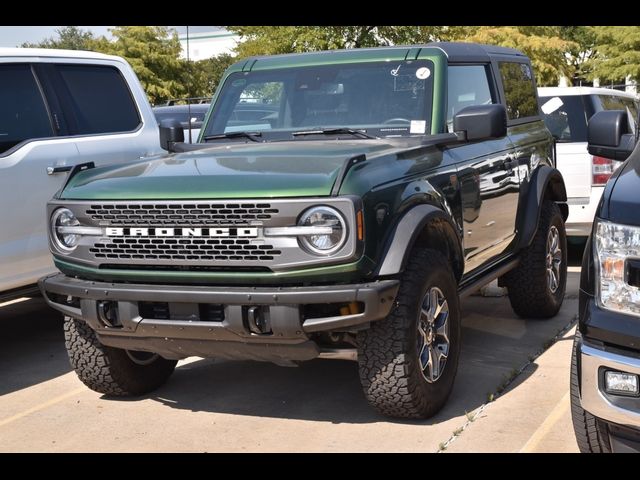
[0,64,53,154]
[596,94,638,134]
[499,62,539,120]
[55,65,140,135]
[539,95,589,142]
[446,65,495,132]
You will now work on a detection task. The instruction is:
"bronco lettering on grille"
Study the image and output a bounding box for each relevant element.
[105,227,259,238]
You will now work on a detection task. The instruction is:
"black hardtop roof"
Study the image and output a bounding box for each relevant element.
[426,42,526,61]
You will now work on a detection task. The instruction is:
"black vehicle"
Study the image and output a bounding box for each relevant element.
[572,109,640,452]
[152,104,210,142]
[40,43,568,419]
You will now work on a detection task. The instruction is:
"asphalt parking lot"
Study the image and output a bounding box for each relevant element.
[0,251,585,453]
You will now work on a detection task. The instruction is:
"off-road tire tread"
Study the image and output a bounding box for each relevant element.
[64,316,177,396]
[358,249,460,419]
[505,200,566,318]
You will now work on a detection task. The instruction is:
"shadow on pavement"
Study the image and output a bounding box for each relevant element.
[0,296,71,397]
[143,279,577,424]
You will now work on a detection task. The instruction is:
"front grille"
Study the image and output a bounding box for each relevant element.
[86,203,279,226]
[89,237,282,262]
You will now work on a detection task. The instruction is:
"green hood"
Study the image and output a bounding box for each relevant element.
[61,140,397,200]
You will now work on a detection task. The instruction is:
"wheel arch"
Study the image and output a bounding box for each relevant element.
[376,204,464,282]
[514,165,568,251]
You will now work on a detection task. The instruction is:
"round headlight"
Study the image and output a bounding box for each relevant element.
[298,206,347,255]
[51,208,80,252]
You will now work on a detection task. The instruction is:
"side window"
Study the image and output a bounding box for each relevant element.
[499,62,539,120]
[0,64,53,154]
[597,95,639,134]
[54,65,141,135]
[446,65,495,132]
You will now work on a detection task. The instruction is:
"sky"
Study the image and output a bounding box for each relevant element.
[0,26,222,47]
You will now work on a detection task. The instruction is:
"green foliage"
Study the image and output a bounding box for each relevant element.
[462,27,576,86]
[588,27,640,84]
[90,26,186,104]
[228,26,577,87]
[227,26,484,58]
[557,26,598,85]
[186,54,236,99]
[21,26,94,50]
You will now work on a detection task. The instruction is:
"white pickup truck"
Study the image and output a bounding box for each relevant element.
[539,86,639,238]
[0,48,164,301]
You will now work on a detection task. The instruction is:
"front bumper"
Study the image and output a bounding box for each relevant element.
[39,273,398,362]
[579,335,640,429]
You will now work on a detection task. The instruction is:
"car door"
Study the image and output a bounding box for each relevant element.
[0,60,158,292]
[444,64,519,274]
[0,63,82,292]
[496,60,555,243]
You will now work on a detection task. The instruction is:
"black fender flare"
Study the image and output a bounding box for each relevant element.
[376,204,463,277]
[515,165,568,251]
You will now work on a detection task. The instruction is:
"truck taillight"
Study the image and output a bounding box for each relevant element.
[592,156,619,186]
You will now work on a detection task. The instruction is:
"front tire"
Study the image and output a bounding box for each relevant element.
[358,249,461,419]
[64,316,177,396]
[570,332,611,453]
[504,199,567,318]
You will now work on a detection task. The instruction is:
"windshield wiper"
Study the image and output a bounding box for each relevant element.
[292,128,377,139]
[203,131,263,142]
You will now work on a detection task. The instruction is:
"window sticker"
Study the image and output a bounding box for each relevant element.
[410,120,426,134]
[541,96,564,114]
[416,67,431,80]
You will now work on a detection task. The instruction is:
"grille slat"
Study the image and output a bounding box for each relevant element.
[87,203,278,226]
[90,237,281,262]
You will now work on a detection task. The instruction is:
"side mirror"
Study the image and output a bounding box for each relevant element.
[159,119,185,152]
[453,104,507,142]
[587,110,635,161]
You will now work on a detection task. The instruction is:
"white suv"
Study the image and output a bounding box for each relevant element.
[538,87,638,237]
[0,48,164,300]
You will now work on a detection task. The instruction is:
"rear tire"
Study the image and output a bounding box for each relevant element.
[570,332,611,453]
[64,316,177,396]
[504,199,567,318]
[358,249,461,419]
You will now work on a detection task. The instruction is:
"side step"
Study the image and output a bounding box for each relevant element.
[458,258,519,299]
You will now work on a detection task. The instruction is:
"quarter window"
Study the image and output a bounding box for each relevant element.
[499,62,539,120]
[446,65,495,132]
[54,65,140,135]
[0,64,53,154]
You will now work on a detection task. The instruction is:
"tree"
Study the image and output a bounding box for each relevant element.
[186,54,236,99]
[228,26,462,57]
[557,27,597,86]
[588,26,640,84]
[229,26,575,86]
[21,26,94,50]
[461,27,576,86]
[90,26,187,104]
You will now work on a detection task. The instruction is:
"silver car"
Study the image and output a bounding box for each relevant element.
[0,48,164,299]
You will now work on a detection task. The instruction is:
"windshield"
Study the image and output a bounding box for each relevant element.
[204,60,435,140]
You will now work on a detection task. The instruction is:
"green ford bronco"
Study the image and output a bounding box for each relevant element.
[40,42,568,418]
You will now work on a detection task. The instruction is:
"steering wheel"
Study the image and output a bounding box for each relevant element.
[382,118,411,125]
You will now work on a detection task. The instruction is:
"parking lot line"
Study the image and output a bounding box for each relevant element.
[519,392,570,453]
[0,387,86,428]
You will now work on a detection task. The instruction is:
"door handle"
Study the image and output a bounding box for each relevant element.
[47,165,73,175]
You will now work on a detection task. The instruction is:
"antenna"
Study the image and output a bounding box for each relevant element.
[186,25,193,144]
